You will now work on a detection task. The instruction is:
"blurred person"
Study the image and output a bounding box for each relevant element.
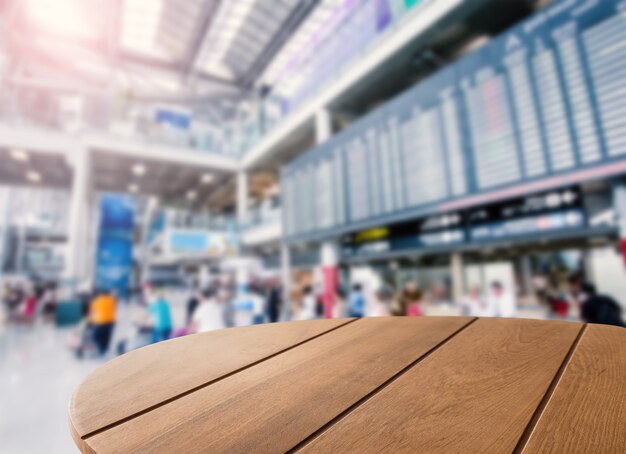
[191,288,225,333]
[579,283,625,327]
[332,287,347,318]
[147,290,173,343]
[266,279,282,323]
[370,287,391,317]
[430,281,452,306]
[21,289,38,322]
[348,283,366,318]
[40,282,58,319]
[533,271,549,305]
[462,285,495,317]
[396,281,424,317]
[88,289,117,355]
[186,289,201,325]
[220,285,236,327]
[487,281,517,318]
[232,283,265,326]
[298,285,317,320]
[546,289,570,319]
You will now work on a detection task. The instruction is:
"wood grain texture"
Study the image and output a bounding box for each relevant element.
[298,318,582,454]
[519,324,626,453]
[84,317,473,453]
[69,318,353,437]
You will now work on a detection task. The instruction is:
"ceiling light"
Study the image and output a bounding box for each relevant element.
[25,0,96,40]
[201,173,214,184]
[186,190,197,200]
[26,171,41,183]
[132,163,146,176]
[128,184,139,193]
[11,149,29,162]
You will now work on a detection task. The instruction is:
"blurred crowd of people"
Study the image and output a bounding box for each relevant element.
[2,270,623,360]
[0,279,58,324]
[293,274,626,329]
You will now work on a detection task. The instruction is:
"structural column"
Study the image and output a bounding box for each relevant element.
[315,107,332,144]
[66,144,92,289]
[451,252,465,304]
[613,183,626,267]
[0,188,10,276]
[280,243,291,321]
[520,254,534,296]
[316,107,337,317]
[237,170,249,227]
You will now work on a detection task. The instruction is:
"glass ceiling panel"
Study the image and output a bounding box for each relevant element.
[194,0,257,80]
[121,0,168,60]
[259,0,344,94]
[194,0,298,81]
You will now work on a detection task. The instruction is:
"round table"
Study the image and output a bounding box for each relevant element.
[69,317,625,453]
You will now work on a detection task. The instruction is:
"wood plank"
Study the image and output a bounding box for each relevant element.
[69,318,353,438]
[298,318,582,454]
[84,317,474,453]
[519,324,626,453]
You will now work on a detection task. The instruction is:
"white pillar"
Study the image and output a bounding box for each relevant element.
[280,243,291,321]
[321,241,338,267]
[315,107,332,144]
[66,145,91,289]
[520,254,533,296]
[237,171,249,227]
[0,187,10,276]
[451,252,465,304]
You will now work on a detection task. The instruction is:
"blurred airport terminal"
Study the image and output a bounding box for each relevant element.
[0,0,625,451]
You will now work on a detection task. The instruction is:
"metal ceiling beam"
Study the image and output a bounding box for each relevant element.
[239,0,320,88]
[181,0,222,79]
[119,50,246,92]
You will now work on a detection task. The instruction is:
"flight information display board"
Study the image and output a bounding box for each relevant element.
[282,0,626,241]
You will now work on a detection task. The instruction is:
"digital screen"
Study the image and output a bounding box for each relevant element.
[283,0,626,241]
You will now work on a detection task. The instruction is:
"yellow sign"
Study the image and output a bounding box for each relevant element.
[354,227,389,243]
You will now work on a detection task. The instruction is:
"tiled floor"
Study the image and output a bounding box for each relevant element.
[0,296,189,453]
[0,321,104,453]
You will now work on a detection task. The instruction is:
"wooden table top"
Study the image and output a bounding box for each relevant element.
[69,317,626,453]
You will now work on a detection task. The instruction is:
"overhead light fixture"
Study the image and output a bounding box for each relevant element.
[26,171,41,183]
[128,184,139,193]
[132,163,146,176]
[201,173,214,184]
[186,190,197,200]
[11,149,29,162]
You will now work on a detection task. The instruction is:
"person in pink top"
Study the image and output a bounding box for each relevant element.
[397,281,424,317]
[22,294,38,319]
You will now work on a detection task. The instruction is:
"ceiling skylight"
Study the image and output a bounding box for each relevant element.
[194,0,257,80]
[25,0,100,41]
[121,0,167,59]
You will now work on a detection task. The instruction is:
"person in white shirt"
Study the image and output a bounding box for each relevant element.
[369,287,391,317]
[462,285,497,317]
[191,288,225,333]
[298,286,317,320]
[487,281,517,318]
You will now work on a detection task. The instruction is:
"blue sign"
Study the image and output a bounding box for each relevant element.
[95,195,134,297]
[155,109,191,130]
[169,231,209,253]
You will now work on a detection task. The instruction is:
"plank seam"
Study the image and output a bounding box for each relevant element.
[285,316,479,453]
[512,323,588,454]
[81,317,361,440]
